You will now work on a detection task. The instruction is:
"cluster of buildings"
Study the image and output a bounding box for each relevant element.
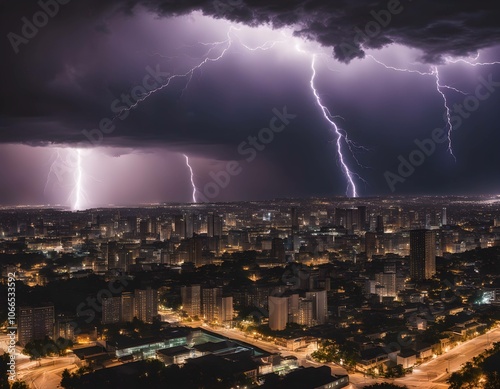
[17,305,55,346]
[102,288,158,324]
[2,196,500,385]
[180,285,233,325]
[269,290,327,330]
[71,326,348,389]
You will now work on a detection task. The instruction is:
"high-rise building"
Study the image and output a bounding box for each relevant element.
[442,207,447,226]
[375,271,397,298]
[207,213,223,238]
[365,232,377,259]
[102,297,121,324]
[139,218,151,239]
[425,214,431,229]
[335,208,360,233]
[187,236,203,267]
[220,296,234,326]
[410,229,436,280]
[298,298,314,327]
[365,232,384,259]
[357,206,367,231]
[104,241,118,270]
[181,285,201,317]
[271,238,286,262]
[288,293,300,324]
[125,216,138,236]
[202,287,222,322]
[134,288,158,323]
[268,295,288,331]
[121,292,135,322]
[376,215,384,234]
[55,318,75,341]
[18,305,55,346]
[305,290,328,325]
[174,215,185,239]
[184,214,194,239]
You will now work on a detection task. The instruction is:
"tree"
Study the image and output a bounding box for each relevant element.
[385,364,405,378]
[0,354,10,389]
[11,382,29,389]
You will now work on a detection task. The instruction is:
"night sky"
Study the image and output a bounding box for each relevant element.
[1,0,500,209]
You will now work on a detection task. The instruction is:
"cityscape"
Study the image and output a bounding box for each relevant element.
[1,196,500,388]
[2,1,500,389]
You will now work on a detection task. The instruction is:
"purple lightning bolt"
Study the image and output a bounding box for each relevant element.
[71,149,85,210]
[310,55,359,198]
[45,148,88,210]
[122,27,287,202]
[367,55,467,159]
[432,66,457,160]
[183,154,198,203]
[445,55,500,67]
[118,26,284,119]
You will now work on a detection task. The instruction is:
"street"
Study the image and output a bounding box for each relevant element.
[0,334,78,389]
[192,324,500,389]
[2,323,500,389]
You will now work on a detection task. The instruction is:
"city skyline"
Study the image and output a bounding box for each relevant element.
[1,1,500,209]
[2,193,500,388]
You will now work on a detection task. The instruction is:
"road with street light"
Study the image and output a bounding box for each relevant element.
[3,322,500,389]
[187,324,500,389]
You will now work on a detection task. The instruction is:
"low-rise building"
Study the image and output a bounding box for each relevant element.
[397,349,417,369]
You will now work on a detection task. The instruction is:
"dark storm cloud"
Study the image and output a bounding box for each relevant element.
[141,0,500,63]
[2,0,500,147]
[1,0,500,201]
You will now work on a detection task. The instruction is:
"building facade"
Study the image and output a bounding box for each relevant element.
[410,229,436,280]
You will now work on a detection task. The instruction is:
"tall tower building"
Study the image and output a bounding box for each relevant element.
[102,297,121,324]
[220,296,234,326]
[375,266,397,298]
[134,288,158,323]
[139,218,151,239]
[207,213,223,238]
[442,207,447,226]
[365,232,377,259]
[121,292,135,322]
[181,285,201,318]
[18,305,55,346]
[184,214,194,239]
[305,290,328,325]
[298,299,314,327]
[188,236,204,267]
[202,287,222,322]
[410,229,436,280]
[268,295,288,331]
[271,238,286,262]
[174,215,186,239]
[357,206,367,231]
[376,215,384,234]
[425,214,431,229]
